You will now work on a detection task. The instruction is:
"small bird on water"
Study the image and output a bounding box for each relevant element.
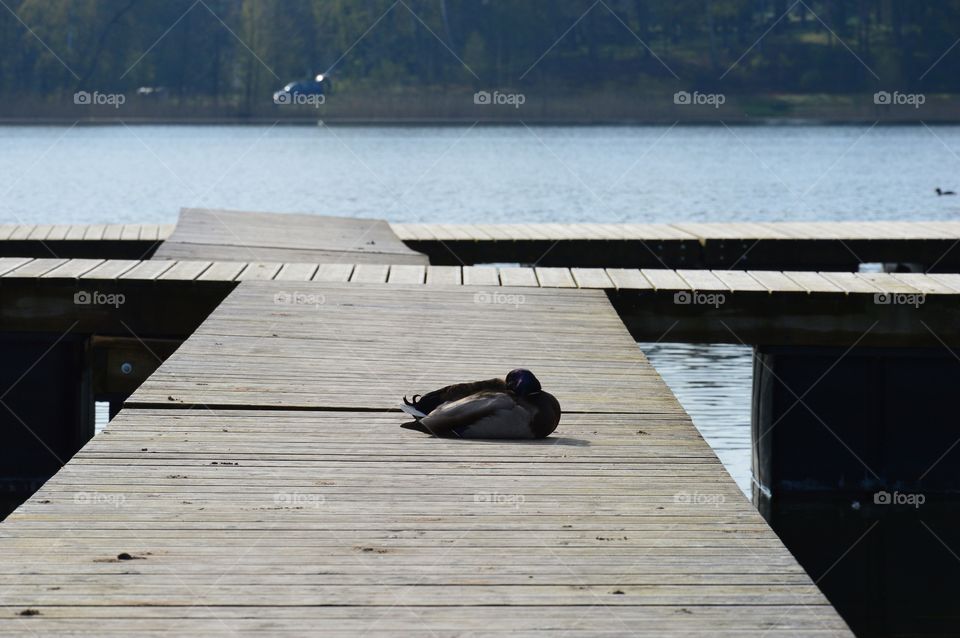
[936,187,956,196]
[400,369,561,439]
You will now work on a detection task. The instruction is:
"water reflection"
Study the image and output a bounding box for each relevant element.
[640,342,753,497]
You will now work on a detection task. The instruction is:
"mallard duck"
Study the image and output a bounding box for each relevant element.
[400,369,561,439]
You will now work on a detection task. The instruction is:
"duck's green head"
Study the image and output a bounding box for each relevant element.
[506,368,541,396]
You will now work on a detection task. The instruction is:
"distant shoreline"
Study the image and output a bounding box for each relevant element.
[1,117,959,126]
[1,91,957,126]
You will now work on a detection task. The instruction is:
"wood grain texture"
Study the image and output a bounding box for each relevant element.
[154,208,427,264]
[0,281,849,635]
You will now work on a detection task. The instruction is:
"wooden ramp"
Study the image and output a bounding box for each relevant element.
[0,283,850,635]
[153,208,427,264]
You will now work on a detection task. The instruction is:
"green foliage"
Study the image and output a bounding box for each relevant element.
[1,0,959,100]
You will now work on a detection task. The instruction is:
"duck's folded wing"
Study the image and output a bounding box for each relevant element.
[415,392,516,434]
[408,378,507,414]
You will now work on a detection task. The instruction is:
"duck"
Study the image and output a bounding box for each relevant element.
[400,369,561,439]
[936,188,956,196]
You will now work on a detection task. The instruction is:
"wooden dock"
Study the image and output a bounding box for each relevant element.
[3,257,958,347]
[153,208,427,264]
[5,216,960,270]
[394,221,960,270]
[5,255,959,291]
[0,282,851,635]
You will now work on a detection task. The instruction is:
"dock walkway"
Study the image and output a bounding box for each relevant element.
[3,257,957,346]
[0,282,850,634]
[5,217,960,270]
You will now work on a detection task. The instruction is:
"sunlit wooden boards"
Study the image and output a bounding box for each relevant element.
[2,259,956,345]
[0,281,850,635]
[0,224,173,260]
[392,221,960,242]
[153,208,427,264]
[0,258,953,294]
[127,282,678,414]
[392,221,960,271]
[0,223,173,242]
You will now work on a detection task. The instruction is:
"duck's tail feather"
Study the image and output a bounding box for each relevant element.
[400,400,427,419]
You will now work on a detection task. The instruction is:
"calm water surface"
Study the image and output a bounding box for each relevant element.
[8,124,959,497]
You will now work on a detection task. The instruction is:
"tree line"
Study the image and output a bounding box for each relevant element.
[2,0,958,105]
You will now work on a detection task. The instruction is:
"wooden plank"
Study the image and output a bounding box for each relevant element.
[63,224,88,240]
[571,268,614,289]
[604,268,653,290]
[8,225,34,240]
[535,267,576,288]
[677,269,729,291]
[927,273,960,294]
[119,260,176,280]
[782,271,843,293]
[498,267,539,287]
[81,260,140,280]
[0,257,33,276]
[82,224,106,240]
[890,273,957,295]
[274,263,320,282]
[312,264,355,283]
[158,261,212,281]
[747,270,805,293]
[819,272,879,294]
[2,258,67,278]
[641,269,689,291]
[237,262,283,281]
[461,266,500,286]
[424,265,461,285]
[27,224,53,240]
[44,225,71,241]
[197,262,248,282]
[856,272,923,295]
[349,264,390,284]
[138,224,160,241]
[101,224,124,240]
[40,259,105,278]
[711,270,768,292]
[386,264,425,284]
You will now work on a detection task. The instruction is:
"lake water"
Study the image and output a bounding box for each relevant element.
[6,124,959,497]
